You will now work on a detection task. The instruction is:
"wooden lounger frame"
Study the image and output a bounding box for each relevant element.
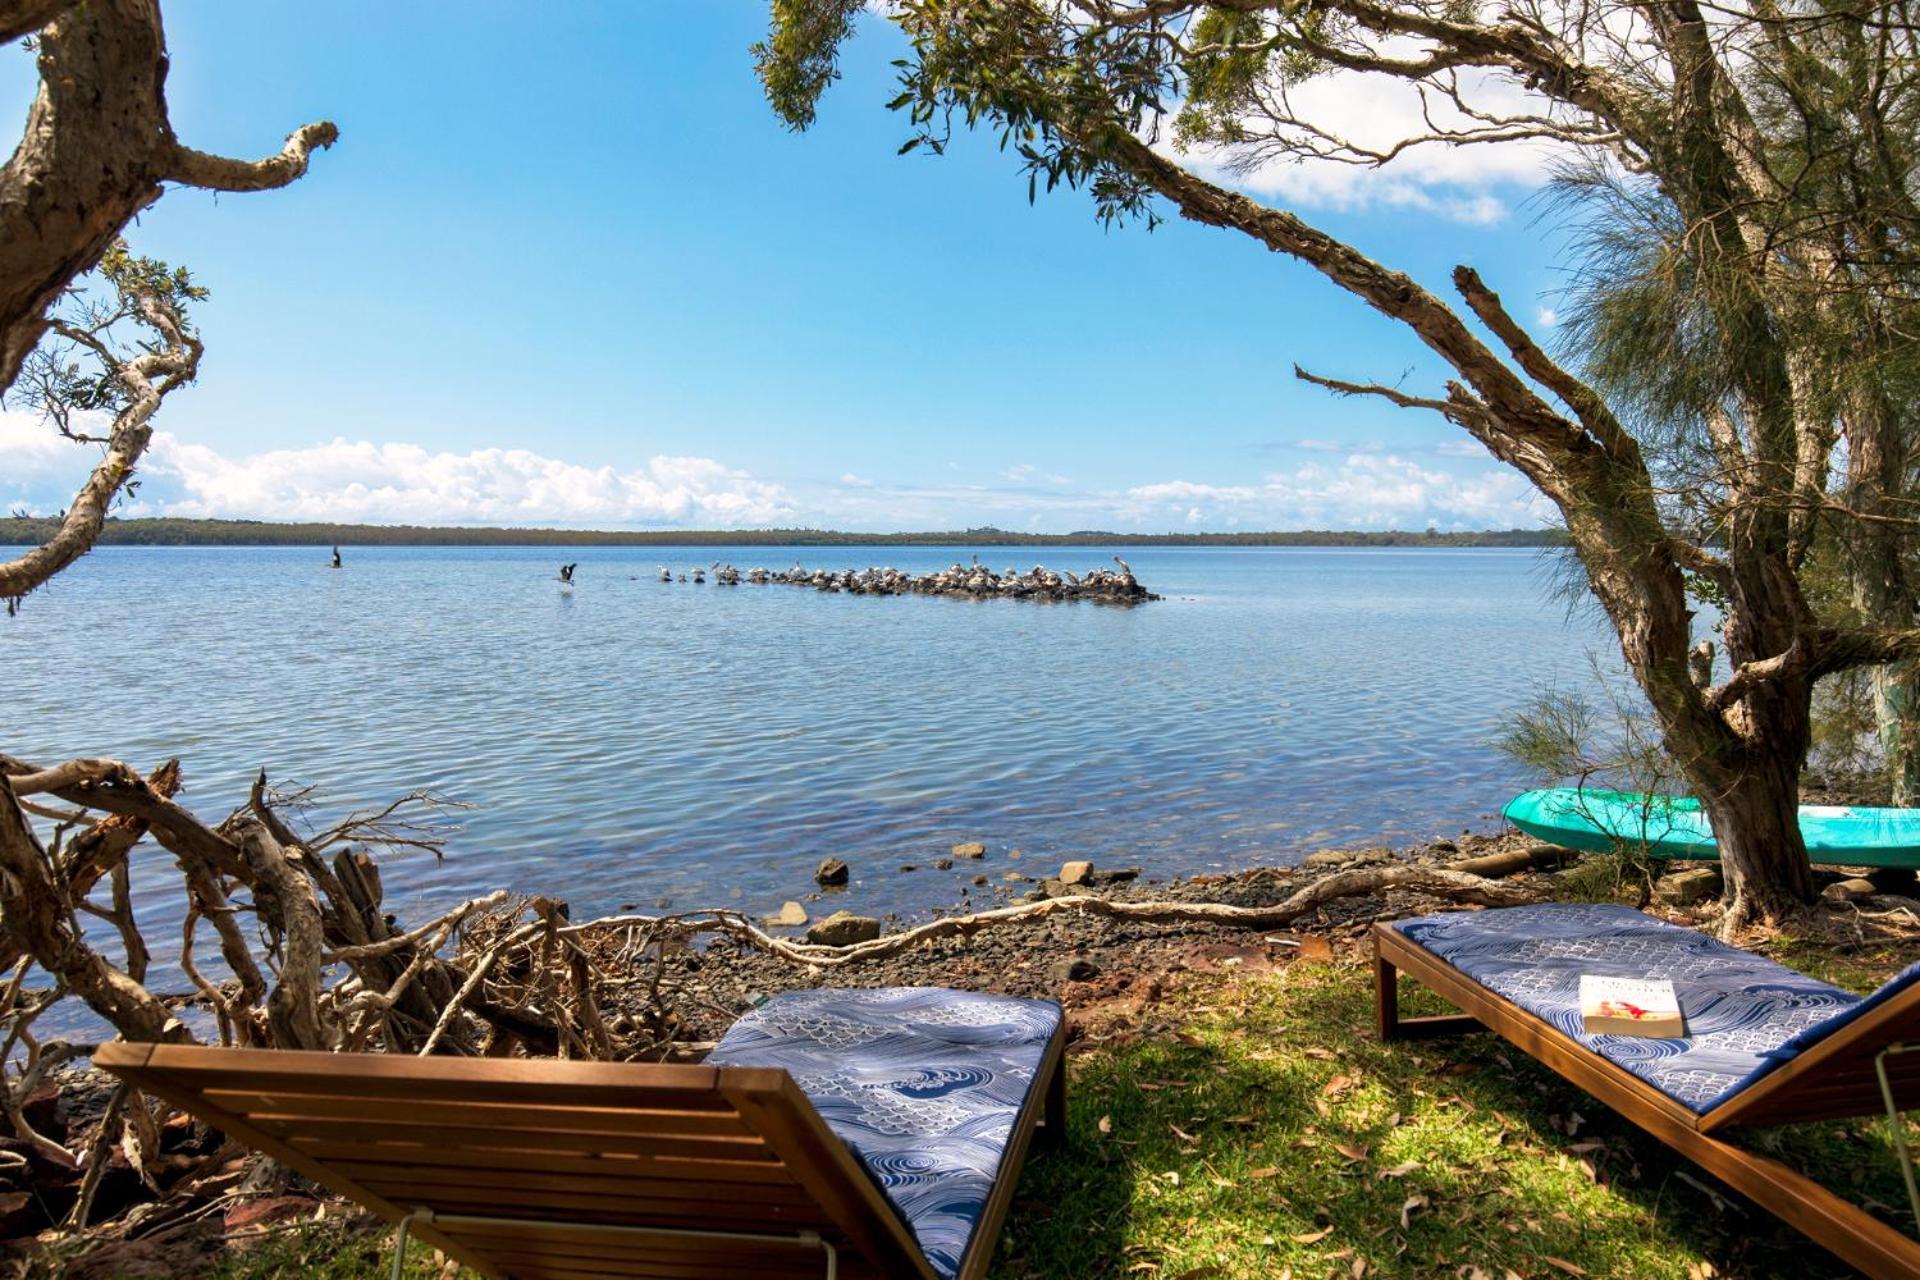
[95,1023,1067,1280]
[1374,922,1920,1280]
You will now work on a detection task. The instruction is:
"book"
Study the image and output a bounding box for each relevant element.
[1579,975,1686,1038]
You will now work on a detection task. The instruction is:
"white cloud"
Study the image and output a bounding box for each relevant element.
[0,411,794,528]
[0,411,1550,533]
[1120,453,1550,529]
[1536,306,1560,327]
[1001,462,1073,487]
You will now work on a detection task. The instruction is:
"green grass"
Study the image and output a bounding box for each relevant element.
[190,956,1917,1280]
[200,1222,440,1279]
[991,958,1917,1279]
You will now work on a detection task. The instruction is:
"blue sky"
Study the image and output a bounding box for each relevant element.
[1,2,1574,532]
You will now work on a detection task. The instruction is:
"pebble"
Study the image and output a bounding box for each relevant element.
[815,857,850,887]
[952,842,987,859]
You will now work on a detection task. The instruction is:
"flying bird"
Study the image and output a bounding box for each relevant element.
[559,563,577,585]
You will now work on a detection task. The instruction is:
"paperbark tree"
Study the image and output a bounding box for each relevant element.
[0,0,335,396]
[758,0,1920,926]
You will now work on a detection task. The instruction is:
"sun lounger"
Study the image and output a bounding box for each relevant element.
[1373,902,1920,1279]
[95,986,1065,1280]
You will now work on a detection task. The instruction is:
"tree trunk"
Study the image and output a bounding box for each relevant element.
[1843,380,1920,803]
[1874,664,1920,805]
[1697,749,1818,924]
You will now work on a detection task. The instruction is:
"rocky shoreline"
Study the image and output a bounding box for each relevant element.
[622,828,1920,1047]
[619,830,1561,1045]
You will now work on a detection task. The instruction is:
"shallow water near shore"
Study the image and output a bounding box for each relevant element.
[7,544,1604,930]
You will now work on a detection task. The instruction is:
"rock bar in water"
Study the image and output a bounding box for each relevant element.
[701,556,1159,604]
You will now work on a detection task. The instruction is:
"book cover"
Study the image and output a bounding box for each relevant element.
[1579,975,1686,1038]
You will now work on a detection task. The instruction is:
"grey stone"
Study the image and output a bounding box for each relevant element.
[1823,877,1879,904]
[814,857,850,887]
[1652,866,1723,906]
[952,842,988,859]
[765,901,808,928]
[806,911,882,946]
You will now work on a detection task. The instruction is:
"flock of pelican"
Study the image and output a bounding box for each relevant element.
[649,556,1158,603]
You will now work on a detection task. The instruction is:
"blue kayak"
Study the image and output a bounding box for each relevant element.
[1503,788,1920,869]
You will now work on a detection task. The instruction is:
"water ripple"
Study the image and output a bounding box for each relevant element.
[5,544,1604,937]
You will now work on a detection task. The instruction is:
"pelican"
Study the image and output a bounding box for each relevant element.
[559,563,577,585]
[658,566,673,582]
[329,546,342,569]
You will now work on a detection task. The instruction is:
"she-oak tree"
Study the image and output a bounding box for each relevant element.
[758,0,1920,928]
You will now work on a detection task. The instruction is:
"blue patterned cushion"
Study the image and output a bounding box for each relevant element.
[1390,903,1908,1113]
[707,987,1061,1279]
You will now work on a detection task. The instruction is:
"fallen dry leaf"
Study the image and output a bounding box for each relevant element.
[1381,1160,1421,1178]
[1293,1226,1335,1244]
[1334,1142,1371,1162]
[1098,1114,1114,1135]
[1247,1166,1280,1179]
[1542,1257,1588,1276]
[1401,1193,1429,1229]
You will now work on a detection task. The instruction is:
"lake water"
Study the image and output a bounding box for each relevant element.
[5,544,1607,932]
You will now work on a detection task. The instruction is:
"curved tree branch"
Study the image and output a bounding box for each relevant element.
[167,121,340,193]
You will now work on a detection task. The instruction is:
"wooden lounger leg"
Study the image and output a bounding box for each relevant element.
[1036,1048,1067,1151]
[1375,951,1484,1042]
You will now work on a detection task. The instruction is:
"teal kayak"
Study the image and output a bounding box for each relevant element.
[1503,788,1920,869]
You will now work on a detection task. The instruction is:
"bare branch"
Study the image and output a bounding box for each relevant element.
[167,121,340,194]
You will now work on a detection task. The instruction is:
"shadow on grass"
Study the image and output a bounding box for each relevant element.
[989,961,1915,1279]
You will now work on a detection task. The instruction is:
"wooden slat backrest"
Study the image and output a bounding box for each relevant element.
[93,1043,938,1280]
[1705,979,1920,1130]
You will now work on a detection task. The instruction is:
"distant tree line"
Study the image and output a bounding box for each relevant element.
[0,516,1566,549]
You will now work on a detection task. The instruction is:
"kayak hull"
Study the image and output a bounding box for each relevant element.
[1503,788,1920,870]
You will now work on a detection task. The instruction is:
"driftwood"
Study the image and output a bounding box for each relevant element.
[563,864,1536,968]
[0,754,622,1244]
[1445,844,1577,879]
